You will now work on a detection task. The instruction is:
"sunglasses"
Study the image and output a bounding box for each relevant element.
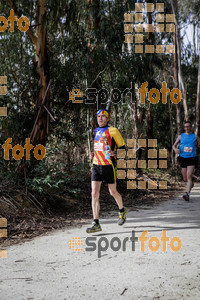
[184,126,191,128]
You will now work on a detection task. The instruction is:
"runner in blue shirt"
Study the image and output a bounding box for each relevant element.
[173,121,200,201]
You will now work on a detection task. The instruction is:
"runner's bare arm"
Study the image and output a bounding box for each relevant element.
[90,152,94,161]
[195,135,200,148]
[172,135,181,154]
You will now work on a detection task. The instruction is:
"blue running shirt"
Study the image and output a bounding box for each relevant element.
[179,133,196,158]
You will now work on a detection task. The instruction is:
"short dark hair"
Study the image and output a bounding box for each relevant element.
[184,120,192,126]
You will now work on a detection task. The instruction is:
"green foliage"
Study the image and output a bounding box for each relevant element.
[26,145,90,197]
[0,0,199,198]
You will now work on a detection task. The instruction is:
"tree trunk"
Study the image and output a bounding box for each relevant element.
[114,105,118,128]
[168,99,174,166]
[87,107,91,158]
[31,0,49,146]
[147,103,153,139]
[193,23,196,63]
[7,0,50,146]
[195,55,200,135]
[132,82,137,138]
[87,0,101,133]
[146,0,154,44]
[136,82,145,138]
[146,0,154,139]
[177,23,188,121]
[171,0,181,135]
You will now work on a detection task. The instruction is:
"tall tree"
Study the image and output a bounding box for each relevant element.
[171,0,181,134]
[195,55,200,135]
[7,0,50,146]
[86,0,101,134]
[146,0,154,139]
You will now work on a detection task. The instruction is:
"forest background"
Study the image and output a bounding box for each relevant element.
[0,0,200,241]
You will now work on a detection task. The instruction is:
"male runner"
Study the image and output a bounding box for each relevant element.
[86,109,128,233]
[173,120,200,201]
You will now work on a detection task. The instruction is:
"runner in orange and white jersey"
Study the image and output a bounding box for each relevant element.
[86,109,128,233]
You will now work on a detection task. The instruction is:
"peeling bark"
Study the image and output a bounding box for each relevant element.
[195,56,200,135]
[7,0,50,146]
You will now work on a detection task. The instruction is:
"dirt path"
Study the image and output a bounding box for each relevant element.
[1,185,200,300]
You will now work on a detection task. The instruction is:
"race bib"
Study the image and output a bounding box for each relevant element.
[94,142,104,151]
[184,147,192,153]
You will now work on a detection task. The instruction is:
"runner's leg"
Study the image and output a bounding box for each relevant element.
[108,183,128,225]
[181,167,187,182]
[91,181,102,219]
[186,165,195,194]
[108,183,123,209]
[182,167,190,201]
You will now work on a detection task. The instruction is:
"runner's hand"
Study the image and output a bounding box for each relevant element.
[107,150,115,157]
[174,149,180,154]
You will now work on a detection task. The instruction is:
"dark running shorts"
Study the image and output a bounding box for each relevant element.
[178,156,198,168]
[91,164,116,184]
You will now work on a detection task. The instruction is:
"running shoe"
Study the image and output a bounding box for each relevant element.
[86,221,102,233]
[118,207,128,225]
[183,193,190,201]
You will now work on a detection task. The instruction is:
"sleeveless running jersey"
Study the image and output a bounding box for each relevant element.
[179,133,196,158]
[93,126,125,165]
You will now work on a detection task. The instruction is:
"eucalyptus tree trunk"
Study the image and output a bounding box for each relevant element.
[171,0,181,134]
[87,0,101,134]
[7,0,50,146]
[146,0,154,139]
[195,55,200,135]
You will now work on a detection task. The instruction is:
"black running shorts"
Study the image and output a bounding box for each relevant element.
[91,164,116,184]
[178,156,198,168]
